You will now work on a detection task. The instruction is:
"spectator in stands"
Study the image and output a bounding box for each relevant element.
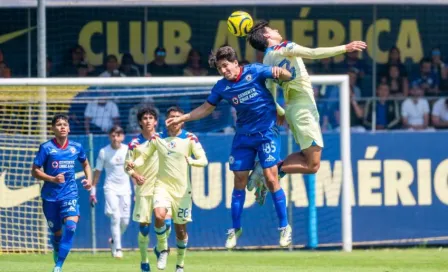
[127,97,160,133]
[313,85,330,132]
[331,82,365,132]
[381,64,409,97]
[77,62,90,77]
[0,61,11,78]
[99,55,126,77]
[147,47,174,76]
[183,49,208,76]
[431,97,448,129]
[61,45,95,76]
[430,48,448,92]
[363,83,400,130]
[119,53,140,77]
[348,68,362,99]
[401,83,430,130]
[342,51,367,79]
[379,46,408,79]
[413,58,439,96]
[84,93,121,134]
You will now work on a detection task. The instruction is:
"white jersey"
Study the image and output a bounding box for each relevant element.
[95,143,131,195]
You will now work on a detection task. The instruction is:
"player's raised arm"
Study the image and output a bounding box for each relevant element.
[272,41,366,60]
[186,133,208,167]
[166,101,215,127]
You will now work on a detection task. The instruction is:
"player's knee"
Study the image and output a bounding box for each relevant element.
[308,161,320,174]
[264,177,279,192]
[233,173,247,189]
[154,210,166,223]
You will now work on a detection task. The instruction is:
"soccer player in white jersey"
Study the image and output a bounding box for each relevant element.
[124,107,173,272]
[127,106,208,272]
[246,20,367,199]
[90,126,131,258]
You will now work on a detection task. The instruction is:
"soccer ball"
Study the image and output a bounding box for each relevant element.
[227,11,253,37]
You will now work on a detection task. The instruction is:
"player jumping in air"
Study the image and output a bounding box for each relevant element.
[166,46,294,249]
[124,107,173,272]
[246,21,367,202]
[90,126,131,259]
[127,106,208,272]
[31,114,92,272]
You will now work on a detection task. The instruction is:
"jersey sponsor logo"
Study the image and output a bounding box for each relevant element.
[0,171,41,208]
[237,88,258,104]
[229,156,235,165]
[57,161,75,169]
[245,74,252,82]
[52,161,59,168]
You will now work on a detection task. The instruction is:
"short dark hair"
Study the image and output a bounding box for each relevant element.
[51,114,69,126]
[166,106,184,117]
[137,107,158,129]
[247,20,270,52]
[109,125,124,135]
[420,57,432,66]
[208,46,238,68]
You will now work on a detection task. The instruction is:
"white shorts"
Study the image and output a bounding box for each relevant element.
[104,191,131,219]
[153,186,192,225]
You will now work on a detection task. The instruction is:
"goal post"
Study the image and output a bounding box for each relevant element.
[0,75,352,252]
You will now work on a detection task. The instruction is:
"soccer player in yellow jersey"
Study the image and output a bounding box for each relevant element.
[246,21,366,195]
[128,106,208,272]
[124,107,172,272]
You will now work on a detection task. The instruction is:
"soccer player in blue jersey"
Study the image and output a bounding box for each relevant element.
[31,114,92,272]
[166,45,293,248]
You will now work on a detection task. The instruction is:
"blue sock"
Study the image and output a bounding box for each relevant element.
[164,218,172,232]
[271,188,288,228]
[56,220,77,268]
[278,160,286,179]
[139,224,150,237]
[231,189,246,229]
[51,234,61,252]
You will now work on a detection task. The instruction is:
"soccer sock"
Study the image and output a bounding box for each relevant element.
[176,236,188,268]
[51,234,62,252]
[231,189,246,230]
[277,160,286,179]
[56,220,76,268]
[154,224,168,252]
[138,225,150,263]
[271,188,288,228]
[120,217,130,234]
[110,214,121,250]
[165,218,172,239]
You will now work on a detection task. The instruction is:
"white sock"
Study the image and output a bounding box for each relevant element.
[110,214,121,250]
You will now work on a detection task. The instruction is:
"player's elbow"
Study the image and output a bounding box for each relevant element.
[308,161,320,174]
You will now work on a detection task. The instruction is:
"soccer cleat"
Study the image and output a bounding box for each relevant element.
[140,262,150,272]
[52,266,62,272]
[254,184,268,206]
[247,161,264,191]
[279,225,292,247]
[157,250,169,270]
[175,265,184,272]
[225,228,242,249]
[114,249,123,258]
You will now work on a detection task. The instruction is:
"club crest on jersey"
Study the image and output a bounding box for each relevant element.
[168,141,176,149]
[70,147,76,154]
[52,161,59,168]
[232,96,239,105]
[245,74,252,82]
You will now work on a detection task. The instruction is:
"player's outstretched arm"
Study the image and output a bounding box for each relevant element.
[272,41,367,60]
[166,101,216,127]
[31,164,65,184]
[186,134,208,167]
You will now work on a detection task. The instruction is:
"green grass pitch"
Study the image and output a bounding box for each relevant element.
[1,249,447,272]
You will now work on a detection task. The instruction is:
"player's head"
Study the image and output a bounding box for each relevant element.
[137,107,158,133]
[247,20,283,52]
[166,106,184,132]
[51,114,70,137]
[208,46,240,81]
[108,125,125,148]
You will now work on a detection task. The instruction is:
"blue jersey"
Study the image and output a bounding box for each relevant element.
[33,138,87,201]
[207,64,277,134]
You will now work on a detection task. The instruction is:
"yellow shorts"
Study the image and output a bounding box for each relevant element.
[153,186,192,225]
[133,195,153,223]
[285,104,324,150]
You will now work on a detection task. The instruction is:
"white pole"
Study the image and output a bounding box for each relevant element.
[340,75,353,252]
[37,0,48,254]
[287,129,293,252]
[371,5,377,132]
[89,133,97,254]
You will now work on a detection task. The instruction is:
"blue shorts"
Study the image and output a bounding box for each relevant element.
[42,198,80,233]
[229,126,281,171]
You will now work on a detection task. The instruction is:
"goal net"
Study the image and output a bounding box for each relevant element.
[0,76,352,252]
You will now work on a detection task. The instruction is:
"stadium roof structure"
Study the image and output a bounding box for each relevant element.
[0,0,447,8]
